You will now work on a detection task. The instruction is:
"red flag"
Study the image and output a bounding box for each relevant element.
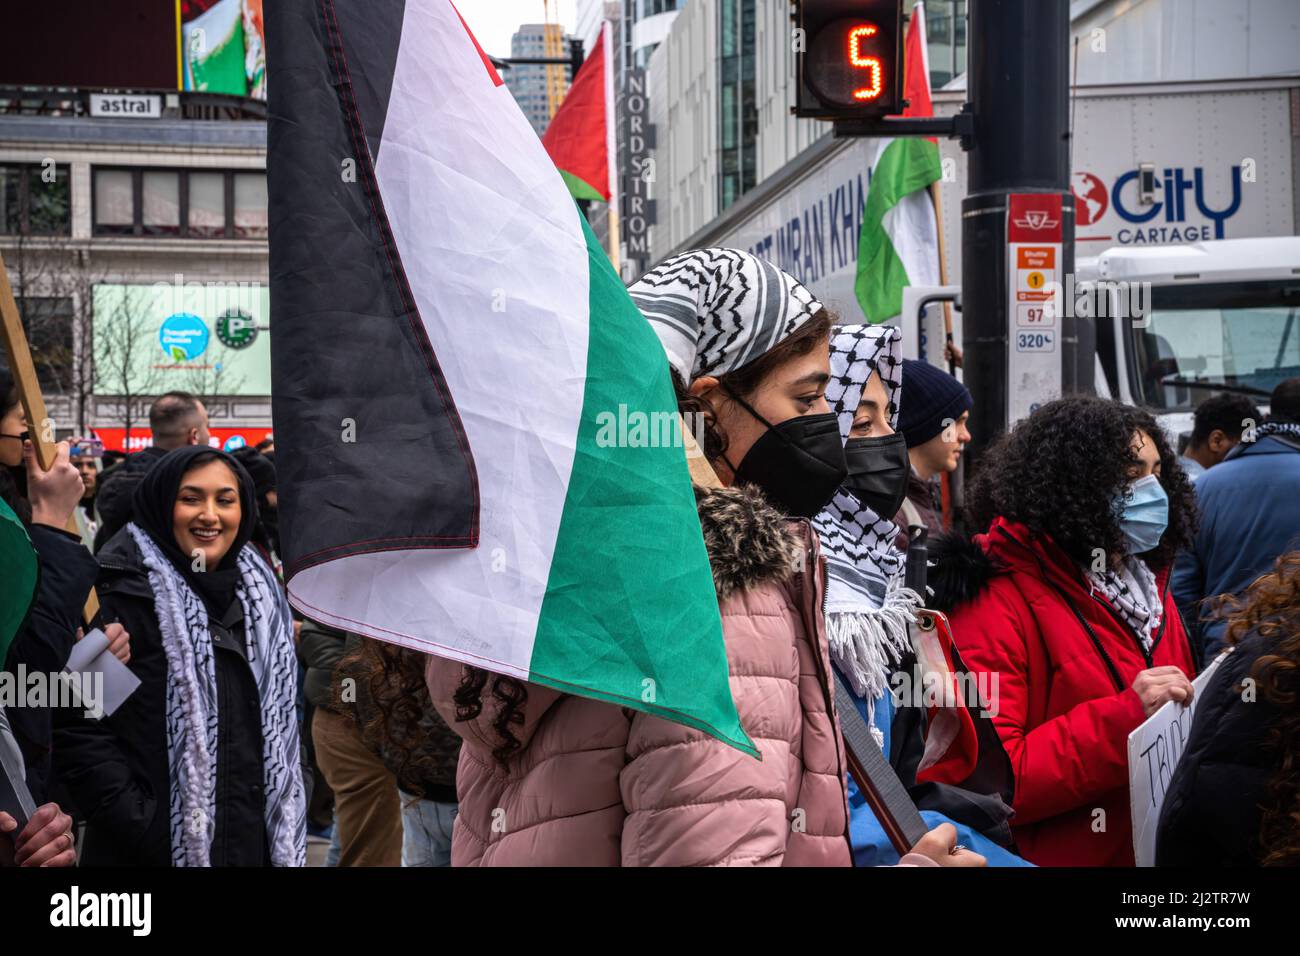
[902,3,933,118]
[542,21,614,202]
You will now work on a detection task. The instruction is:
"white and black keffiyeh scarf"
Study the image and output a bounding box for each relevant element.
[629,247,824,380]
[1086,557,1163,652]
[1255,421,1300,445]
[128,524,306,867]
[811,325,921,714]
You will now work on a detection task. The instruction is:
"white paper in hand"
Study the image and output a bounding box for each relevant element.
[1128,651,1228,866]
[63,627,141,719]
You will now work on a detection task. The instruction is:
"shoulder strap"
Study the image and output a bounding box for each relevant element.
[833,671,929,858]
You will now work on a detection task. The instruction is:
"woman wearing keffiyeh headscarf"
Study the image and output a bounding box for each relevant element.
[811,327,1031,867]
[54,445,305,866]
[425,248,982,866]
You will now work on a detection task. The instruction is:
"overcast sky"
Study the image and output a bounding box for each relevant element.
[457,0,580,59]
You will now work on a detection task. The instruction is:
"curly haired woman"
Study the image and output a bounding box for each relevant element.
[1157,551,1300,866]
[928,396,1200,866]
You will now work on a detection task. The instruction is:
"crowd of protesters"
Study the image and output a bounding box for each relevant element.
[2,250,1298,868]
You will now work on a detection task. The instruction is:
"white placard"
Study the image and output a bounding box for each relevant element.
[1128,651,1227,866]
[63,627,141,719]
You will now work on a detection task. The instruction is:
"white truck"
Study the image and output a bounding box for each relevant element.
[1082,236,1300,439]
[903,235,1300,445]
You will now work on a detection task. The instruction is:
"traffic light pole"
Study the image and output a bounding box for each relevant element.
[962,0,1083,465]
[796,0,1084,465]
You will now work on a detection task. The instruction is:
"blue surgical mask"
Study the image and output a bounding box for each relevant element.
[1115,474,1168,554]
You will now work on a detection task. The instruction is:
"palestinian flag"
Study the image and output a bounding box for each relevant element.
[855,2,943,323]
[543,20,616,203]
[265,0,753,754]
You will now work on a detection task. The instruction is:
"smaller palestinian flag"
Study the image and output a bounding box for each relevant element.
[855,2,943,323]
[542,20,615,203]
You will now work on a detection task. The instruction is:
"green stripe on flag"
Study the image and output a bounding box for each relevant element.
[855,138,942,323]
[559,169,606,202]
[528,210,757,758]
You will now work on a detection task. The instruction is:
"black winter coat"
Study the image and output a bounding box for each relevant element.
[92,447,167,552]
[3,523,98,804]
[53,530,270,866]
[1156,632,1286,866]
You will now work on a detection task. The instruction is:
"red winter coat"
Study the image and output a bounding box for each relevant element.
[931,517,1197,866]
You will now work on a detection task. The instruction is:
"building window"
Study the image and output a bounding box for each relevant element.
[188,171,225,237]
[233,173,268,239]
[16,296,74,395]
[926,0,967,90]
[92,167,268,240]
[717,0,756,211]
[142,171,181,236]
[0,164,71,236]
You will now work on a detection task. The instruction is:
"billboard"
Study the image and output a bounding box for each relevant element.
[0,5,179,90]
[182,0,266,100]
[0,2,266,100]
[92,281,271,397]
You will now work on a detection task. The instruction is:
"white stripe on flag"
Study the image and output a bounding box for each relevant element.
[881,190,941,289]
[290,0,590,676]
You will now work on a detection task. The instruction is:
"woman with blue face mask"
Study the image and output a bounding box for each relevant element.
[925,397,1200,866]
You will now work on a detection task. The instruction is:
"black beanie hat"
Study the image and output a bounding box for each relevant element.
[897,359,974,448]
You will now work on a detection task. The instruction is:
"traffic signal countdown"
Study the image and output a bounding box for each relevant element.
[794,0,904,118]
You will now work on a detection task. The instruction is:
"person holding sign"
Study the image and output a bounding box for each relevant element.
[928,398,1199,866]
[0,369,130,804]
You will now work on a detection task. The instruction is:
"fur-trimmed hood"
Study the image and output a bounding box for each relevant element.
[695,484,804,601]
[927,530,1004,614]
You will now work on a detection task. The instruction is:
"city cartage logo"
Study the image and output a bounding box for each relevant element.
[1072,164,1243,243]
[158,313,210,362]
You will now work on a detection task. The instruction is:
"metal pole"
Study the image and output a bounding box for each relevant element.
[961,0,1084,467]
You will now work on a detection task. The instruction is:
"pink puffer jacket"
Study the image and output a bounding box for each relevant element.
[425,485,854,866]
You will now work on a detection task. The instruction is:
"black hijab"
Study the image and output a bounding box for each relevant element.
[131,446,258,617]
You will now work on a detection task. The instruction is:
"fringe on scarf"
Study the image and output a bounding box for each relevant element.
[826,576,923,733]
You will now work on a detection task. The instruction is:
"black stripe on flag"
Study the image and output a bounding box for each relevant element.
[267,0,479,577]
[330,0,405,163]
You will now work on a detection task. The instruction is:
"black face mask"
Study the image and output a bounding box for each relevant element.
[843,433,910,519]
[723,386,848,519]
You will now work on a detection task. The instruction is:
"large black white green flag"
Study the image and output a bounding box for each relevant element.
[266,0,754,754]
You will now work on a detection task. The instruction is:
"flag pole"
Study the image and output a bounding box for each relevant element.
[0,252,100,620]
[929,180,957,533]
[609,207,622,275]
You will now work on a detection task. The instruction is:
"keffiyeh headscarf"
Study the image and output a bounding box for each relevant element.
[629,248,824,380]
[812,325,921,713]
